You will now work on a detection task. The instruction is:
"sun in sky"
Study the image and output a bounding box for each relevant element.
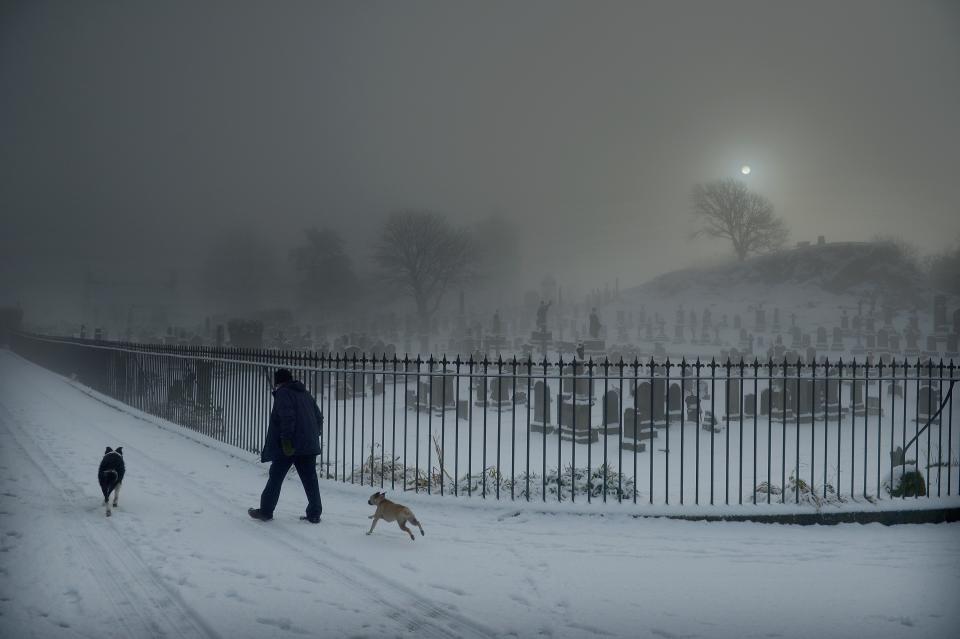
[740,165,751,176]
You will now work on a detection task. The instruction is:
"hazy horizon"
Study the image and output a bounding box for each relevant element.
[2,0,959,322]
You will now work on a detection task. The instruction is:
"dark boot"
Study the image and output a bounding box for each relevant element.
[248,508,272,521]
[300,515,320,523]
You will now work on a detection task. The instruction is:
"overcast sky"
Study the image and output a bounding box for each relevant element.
[2,0,959,316]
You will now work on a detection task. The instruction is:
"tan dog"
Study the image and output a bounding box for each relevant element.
[366,492,425,540]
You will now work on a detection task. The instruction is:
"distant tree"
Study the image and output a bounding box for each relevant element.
[691,178,788,261]
[871,234,922,271]
[374,211,478,342]
[928,234,960,296]
[289,227,360,310]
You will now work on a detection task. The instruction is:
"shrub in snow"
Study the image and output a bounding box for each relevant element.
[452,464,637,501]
[885,466,927,498]
[752,482,782,502]
[753,470,841,509]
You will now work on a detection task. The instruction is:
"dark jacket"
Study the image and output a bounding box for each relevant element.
[261,381,323,462]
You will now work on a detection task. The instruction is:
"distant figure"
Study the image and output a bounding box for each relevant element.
[536,300,552,333]
[492,310,502,336]
[589,308,601,340]
[249,368,323,523]
[576,342,585,359]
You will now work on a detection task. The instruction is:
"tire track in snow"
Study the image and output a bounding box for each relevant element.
[0,402,218,639]
[6,356,497,639]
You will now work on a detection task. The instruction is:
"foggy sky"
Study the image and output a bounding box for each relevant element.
[2,0,959,318]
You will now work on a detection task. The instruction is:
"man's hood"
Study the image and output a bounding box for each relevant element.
[275,380,306,394]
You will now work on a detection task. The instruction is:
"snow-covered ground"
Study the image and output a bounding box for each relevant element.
[1,350,959,639]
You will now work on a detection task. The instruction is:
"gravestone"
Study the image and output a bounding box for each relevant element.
[826,378,841,411]
[905,331,919,351]
[744,393,757,416]
[762,381,794,419]
[934,295,948,332]
[755,308,767,333]
[916,384,940,424]
[489,376,512,408]
[621,407,653,451]
[473,379,487,405]
[797,379,815,423]
[430,370,455,409]
[531,380,554,433]
[908,311,920,333]
[851,380,865,415]
[562,363,591,397]
[889,333,901,352]
[603,389,620,426]
[830,326,843,351]
[589,308,602,339]
[877,328,889,350]
[558,400,597,443]
[636,382,652,422]
[724,378,741,420]
[652,378,667,424]
[946,333,959,355]
[668,383,683,419]
[817,327,828,349]
[656,322,667,341]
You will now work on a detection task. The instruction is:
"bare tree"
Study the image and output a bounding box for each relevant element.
[289,227,361,312]
[374,211,477,344]
[691,178,788,261]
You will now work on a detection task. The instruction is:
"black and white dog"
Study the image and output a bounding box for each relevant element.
[98,447,125,517]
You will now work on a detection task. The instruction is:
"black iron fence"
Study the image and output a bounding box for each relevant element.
[10,332,959,507]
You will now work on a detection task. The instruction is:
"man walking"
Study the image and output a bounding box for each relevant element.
[248,368,323,523]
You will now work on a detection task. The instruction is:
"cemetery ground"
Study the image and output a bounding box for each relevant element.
[2,351,960,638]
[210,363,960,508]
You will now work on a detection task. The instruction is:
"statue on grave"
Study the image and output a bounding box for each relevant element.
[536,300,551,333]
[589,308,602,339]
[492,310,502,336]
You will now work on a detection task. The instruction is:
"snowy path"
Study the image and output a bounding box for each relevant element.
[1,350,959,638]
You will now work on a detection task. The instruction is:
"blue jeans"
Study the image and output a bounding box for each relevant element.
[259,454,322,519]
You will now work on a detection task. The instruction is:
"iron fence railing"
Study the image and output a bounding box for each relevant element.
[10,332,958,507]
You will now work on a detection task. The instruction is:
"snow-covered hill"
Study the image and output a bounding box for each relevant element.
[626,241,932,309]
